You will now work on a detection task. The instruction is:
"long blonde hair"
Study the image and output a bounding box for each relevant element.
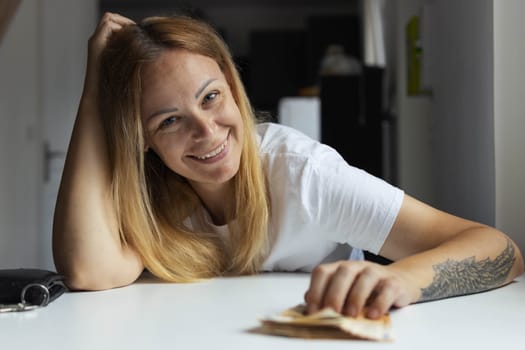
[98,16,270,282]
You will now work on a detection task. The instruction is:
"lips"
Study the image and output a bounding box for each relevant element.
[190,133,230,161]
[195,139,228,160]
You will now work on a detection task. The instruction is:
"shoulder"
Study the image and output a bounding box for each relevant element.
[256,122,342,166]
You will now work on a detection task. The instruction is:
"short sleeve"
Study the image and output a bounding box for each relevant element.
[301,146,404,254]
[257,122,404,264]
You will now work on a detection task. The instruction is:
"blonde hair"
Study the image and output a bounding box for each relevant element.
[99,16,270,282]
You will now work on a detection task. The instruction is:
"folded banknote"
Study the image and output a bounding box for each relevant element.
[254,304,393,341]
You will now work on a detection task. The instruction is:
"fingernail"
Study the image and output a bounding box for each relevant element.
[367,308,379,319]
[347,305,357,317]
[307,304,318,315]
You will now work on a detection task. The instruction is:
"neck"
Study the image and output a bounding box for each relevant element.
[190,180,235,225]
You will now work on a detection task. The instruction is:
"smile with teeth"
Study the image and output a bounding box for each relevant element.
[194,138,228,160]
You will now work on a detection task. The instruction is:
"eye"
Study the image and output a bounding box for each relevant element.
[159,116,179,129]
[202,91,219,105]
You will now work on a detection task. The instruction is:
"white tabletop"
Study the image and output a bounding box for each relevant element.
[1,273,524,349]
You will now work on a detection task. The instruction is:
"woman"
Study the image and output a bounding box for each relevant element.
[53,13,524,320]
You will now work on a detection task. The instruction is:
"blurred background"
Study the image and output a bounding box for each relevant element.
[1,0,524,270]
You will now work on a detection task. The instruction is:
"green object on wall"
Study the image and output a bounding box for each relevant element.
[406,16,423,96]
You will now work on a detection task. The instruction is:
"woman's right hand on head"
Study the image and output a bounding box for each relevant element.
[84,12,135,95]
[55,12,144,291]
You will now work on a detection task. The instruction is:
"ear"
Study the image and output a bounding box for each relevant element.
[144,142,151,152]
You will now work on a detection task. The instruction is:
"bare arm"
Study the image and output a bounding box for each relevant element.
[53,13,143,290]
[381,195,523,302]
[305,195,524,319]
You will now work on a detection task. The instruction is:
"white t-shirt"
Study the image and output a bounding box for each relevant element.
[208,123,404,272]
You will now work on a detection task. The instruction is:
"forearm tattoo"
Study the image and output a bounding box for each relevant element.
[420,239,516,301]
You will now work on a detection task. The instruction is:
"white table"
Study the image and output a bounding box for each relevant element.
[1,273,524,349]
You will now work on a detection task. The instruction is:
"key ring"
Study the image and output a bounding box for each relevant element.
[21,283,50,307]
[0,284,50,313]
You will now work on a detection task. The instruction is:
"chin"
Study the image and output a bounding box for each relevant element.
[214,166,239,184]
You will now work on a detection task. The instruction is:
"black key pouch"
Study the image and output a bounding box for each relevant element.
[0,269,67,311]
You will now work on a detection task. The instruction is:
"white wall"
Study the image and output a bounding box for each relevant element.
[0,0,96,269]
[395,0,495,225]
[494,1,525,253]
[425,0,495,225]
[394,0,434,204]
[395,0,524,254]
[0,1,41,268]
[39,1,97,270]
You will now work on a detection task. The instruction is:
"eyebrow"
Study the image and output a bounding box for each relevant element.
[194,78,217,99]
[147,78,218,121]
[147,106,179,121]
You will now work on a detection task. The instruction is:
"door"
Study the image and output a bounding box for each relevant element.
[39,0,97,269]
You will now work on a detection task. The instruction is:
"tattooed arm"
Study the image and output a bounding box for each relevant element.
[420,240,516,301]
[304,195,524,319]
[383,195,523,303]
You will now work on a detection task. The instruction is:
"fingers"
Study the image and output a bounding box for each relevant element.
[99,12,135,27]
[343,265,379,317]
[320,264,359,314]
[304,261,410,319]
[96,12,135,39]
[84,13,135,94]
[365,279,401,319]
[90,12,135,51]
[304,263,338,314]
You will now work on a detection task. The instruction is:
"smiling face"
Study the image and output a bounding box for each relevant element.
[140,49,244,195]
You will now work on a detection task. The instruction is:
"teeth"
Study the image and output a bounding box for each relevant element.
[196,139,227,160]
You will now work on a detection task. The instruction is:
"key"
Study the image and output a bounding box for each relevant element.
[0,302,40,313]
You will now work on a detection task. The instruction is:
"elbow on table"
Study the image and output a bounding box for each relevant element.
[56,260,141,291]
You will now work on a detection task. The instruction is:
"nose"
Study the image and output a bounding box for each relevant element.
[189,112,217,142]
